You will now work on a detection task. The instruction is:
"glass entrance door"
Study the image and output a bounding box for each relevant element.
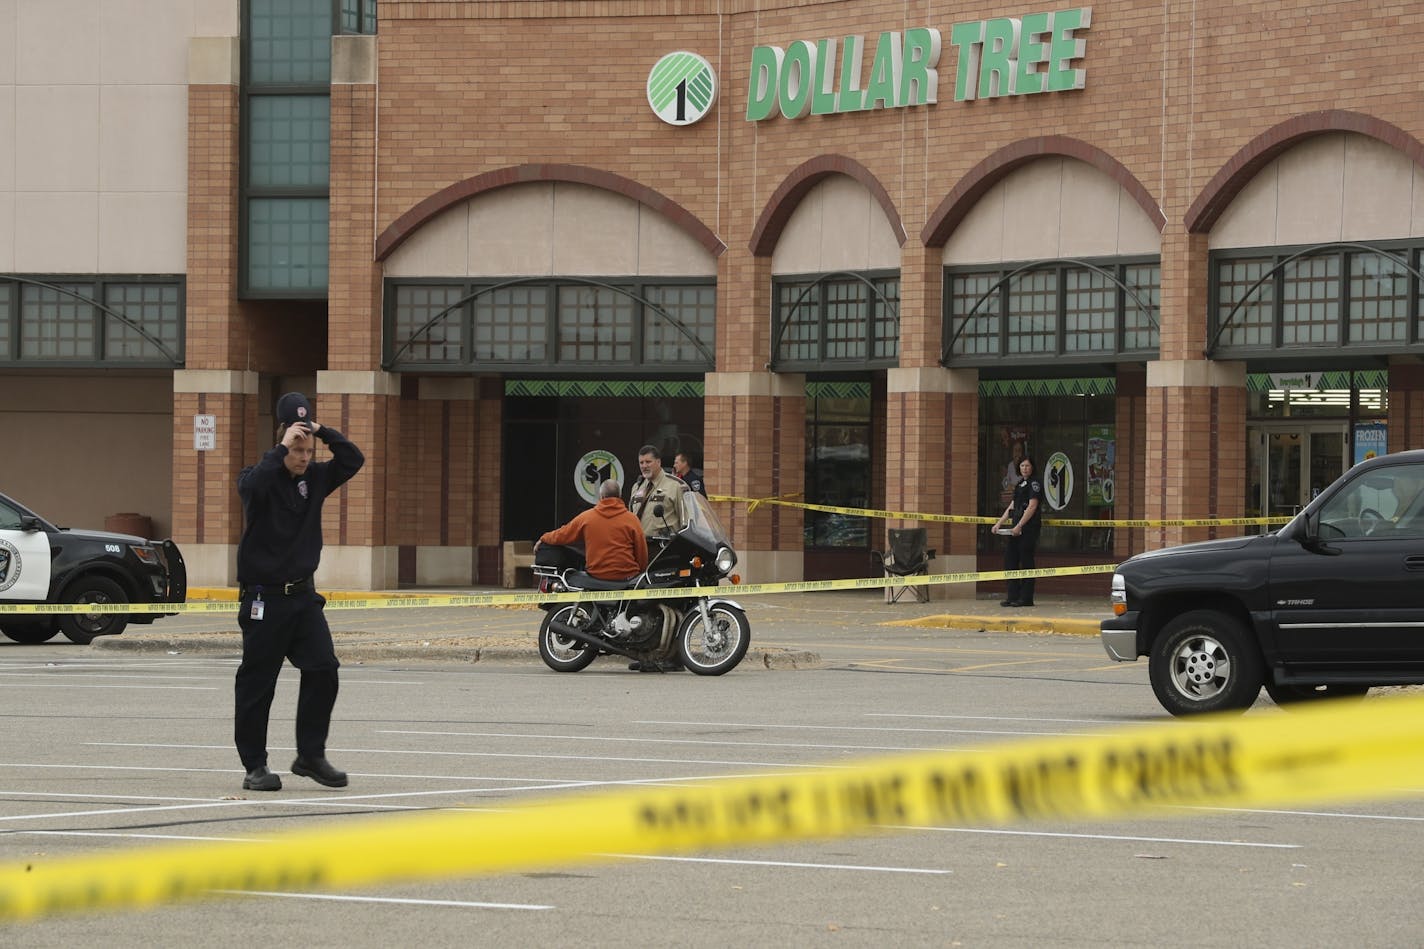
[1248,424,1346,519]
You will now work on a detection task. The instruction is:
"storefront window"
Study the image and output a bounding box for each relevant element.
[978,381,1116,553]
[385,278,714,372]
[1211,242,1424,357]
[502,382,704,540]
[946,257,1159,366]
[804,387,872,549]
[773,272,899,370]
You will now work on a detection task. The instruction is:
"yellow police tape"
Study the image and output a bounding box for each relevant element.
[3,690,1423,921]
[710,494,1291,529]
[0,564,1119,614]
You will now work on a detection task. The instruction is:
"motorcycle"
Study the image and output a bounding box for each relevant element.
[532,490,750,675]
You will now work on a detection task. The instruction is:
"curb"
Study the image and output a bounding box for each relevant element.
[887,614,1101,637]
[90,635,819,670]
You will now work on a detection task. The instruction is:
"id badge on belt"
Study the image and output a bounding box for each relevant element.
[250,594,265,621]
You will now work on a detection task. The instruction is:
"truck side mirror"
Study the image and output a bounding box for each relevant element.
[1296,509,1342,556]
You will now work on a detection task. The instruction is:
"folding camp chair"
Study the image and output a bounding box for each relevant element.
[871,527,935,603]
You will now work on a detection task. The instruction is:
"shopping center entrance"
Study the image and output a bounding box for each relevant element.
[1247,422,1347,518]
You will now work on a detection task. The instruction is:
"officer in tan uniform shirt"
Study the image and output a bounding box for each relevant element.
[628,444,688,538]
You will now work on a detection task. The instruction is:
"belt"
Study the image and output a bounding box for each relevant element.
[241,578,313,597]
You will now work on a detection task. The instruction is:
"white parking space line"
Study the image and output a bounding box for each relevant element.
[904,825,1301,849]
[1190,805,1424,822]
[0,682,217,691]
[0,672,221,682]
[217,890,553,911]
[91,741,847,770]
[635,719,1104,738]
[866,712,1127,726]
[379,729,931,753]
[16,830,257,842]
[604,854,952,874]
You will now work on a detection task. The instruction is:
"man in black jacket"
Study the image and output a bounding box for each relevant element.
[234,392,364,791]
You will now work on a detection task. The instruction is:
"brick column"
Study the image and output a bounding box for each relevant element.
[177,37,250,588]
[1144,362,1247,549]
[1113,367,1148,559]
[173,371,259,587]
[320,36,395,591]
[885,367,978,601]
[1144,229,1248,549]
[705,371,805,583]
[315,370,401,589]
[1387,361,1424,451]
[385,377,502,588]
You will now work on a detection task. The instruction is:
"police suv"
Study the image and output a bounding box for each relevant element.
[0,491,186,644]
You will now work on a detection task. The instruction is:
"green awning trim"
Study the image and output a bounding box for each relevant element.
[1246,369,1388,392]
[806,381,871,399]
[505,380,704,398]
[978,377,1116,397]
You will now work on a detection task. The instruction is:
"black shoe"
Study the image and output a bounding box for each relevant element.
[628,660,643,671]
[242,765,281,792]
[291,755,348,788]
[999,599,1014,607]
[1016,601,1034,607]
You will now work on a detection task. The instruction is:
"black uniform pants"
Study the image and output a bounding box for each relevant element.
[234,590,340,771]
[1003,526,1041,604]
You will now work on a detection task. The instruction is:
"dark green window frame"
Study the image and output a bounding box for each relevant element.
[338,0,377,34]
[771,270,900,371]
[0,274,185,368]
[1209,240,1424,358]
[239,0,334,298]
[943,256,1160,369]
[383,277,716,374]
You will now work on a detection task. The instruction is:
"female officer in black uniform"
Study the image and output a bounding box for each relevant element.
[993,455,1043,607]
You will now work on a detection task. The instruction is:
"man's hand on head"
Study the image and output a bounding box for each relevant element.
[281,422,314,449]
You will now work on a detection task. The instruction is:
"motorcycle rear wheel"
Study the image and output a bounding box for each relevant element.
[677,604,750,676]
[538,604,600,672]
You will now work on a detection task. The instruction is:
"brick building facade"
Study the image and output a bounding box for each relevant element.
[5,1,1423,594]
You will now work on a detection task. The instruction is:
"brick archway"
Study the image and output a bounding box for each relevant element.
[1185,110,1424,234]
[373,163,725,261]
[920,136,1164,248]
[748,155,906,257]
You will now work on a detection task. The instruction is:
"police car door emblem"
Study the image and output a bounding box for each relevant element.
[0,539,20,592]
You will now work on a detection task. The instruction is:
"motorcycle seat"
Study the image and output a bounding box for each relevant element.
[567,571,641,591]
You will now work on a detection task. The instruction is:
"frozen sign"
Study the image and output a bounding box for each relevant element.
[745,7,1090,121]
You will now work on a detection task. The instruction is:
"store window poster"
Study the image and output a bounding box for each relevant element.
[1086,425,1116,507]
[1353,421,1386,465]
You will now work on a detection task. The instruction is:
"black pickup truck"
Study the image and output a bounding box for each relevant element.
[1101,449,1424,715]
[0,491,186,645]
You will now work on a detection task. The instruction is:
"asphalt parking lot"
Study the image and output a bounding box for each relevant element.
[1,591,1422,946]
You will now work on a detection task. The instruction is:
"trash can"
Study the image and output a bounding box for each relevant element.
[104,513,153,539]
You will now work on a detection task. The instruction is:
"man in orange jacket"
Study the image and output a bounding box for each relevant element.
[536,478,648,580]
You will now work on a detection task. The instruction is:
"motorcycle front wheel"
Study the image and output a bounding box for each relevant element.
[677,604,750,676]
[538,604,600,672]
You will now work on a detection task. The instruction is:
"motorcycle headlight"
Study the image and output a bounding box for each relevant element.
[714,546,737,575]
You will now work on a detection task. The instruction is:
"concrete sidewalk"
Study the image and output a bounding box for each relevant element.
[90,586,1110,664]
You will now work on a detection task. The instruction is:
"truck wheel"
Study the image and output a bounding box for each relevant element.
[1264,682,1370,708]
[1149,610,1263,716]
[1,621,58,644]
[57,576,129,645]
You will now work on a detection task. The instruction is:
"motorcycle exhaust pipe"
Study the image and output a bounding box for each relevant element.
[548,618,640,661]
